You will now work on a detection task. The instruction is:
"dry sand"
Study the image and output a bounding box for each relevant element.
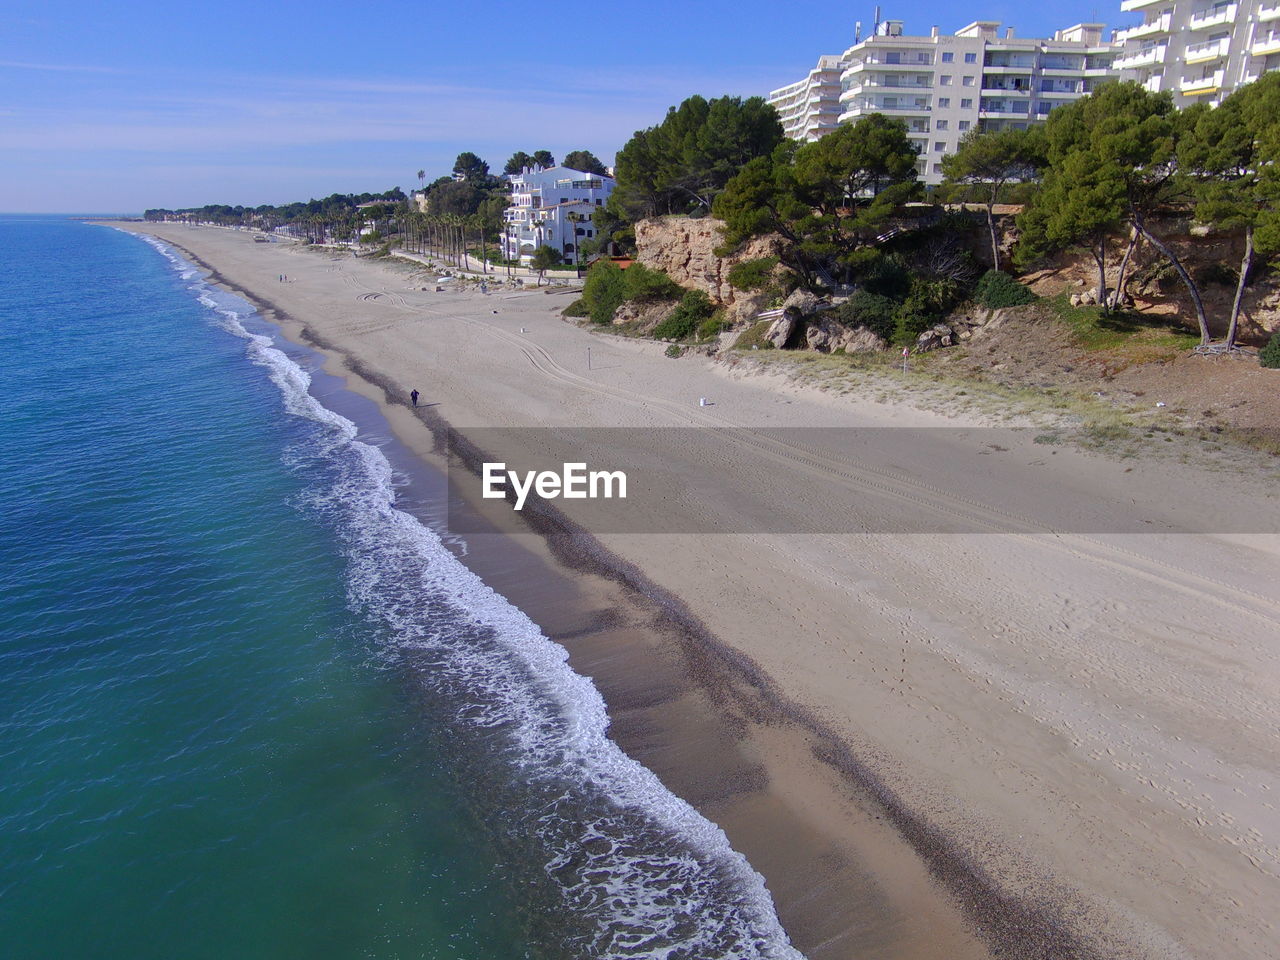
[116,223,1280,960]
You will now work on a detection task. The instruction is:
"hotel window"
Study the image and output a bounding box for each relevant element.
[941,52,954,62]
[961,98,973,109]
[938,97,950,107]
[963,75,975,86]
[934,141,946,151]
[936,119,948,129]
[964,52,977,63]
[958,120,971,130]
[940,74,952,84]
[933,163,944,173]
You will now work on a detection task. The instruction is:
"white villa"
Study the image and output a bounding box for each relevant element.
[501,166,615,265]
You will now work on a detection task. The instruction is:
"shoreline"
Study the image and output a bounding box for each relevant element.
[112,222,1280,960]
[137,228,1002,960]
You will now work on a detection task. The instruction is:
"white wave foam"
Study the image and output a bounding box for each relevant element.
[133,231,804,960]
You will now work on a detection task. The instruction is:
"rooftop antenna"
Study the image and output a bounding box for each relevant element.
[855,20,862,42]
[874,5,881,34]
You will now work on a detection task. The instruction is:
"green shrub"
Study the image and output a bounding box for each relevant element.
[858,252,911,300]
[1261,332,1280,369]
[563,297,590,318]
[623,263,682,302]
[892,277,962,346]
[975,270,1038,309]
[734,319,775,350]
[665,343,684,358]
[653,289,715,340]
[697,309,729,340]
[832,290,897,340]
[727,256,779,292]
[582,260,628,324]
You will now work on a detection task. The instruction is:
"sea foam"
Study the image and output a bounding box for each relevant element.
[133,232,804,960]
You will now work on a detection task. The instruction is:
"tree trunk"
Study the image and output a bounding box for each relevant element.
[1226,225,1252,350]
[1134,214,1210,344]
[1109,228,1140,313]
[1092,243,1109,313]
[985,202,1001,272]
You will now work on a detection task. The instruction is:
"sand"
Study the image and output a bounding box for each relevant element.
[115,223,1280,960]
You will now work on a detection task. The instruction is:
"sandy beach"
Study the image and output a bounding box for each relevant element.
[116,223,1280,959]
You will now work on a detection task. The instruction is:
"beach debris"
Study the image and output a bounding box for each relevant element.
[699,397,711,407]
[1156,401,1167,407]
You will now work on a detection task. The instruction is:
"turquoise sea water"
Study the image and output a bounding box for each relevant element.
[0,218,800,960]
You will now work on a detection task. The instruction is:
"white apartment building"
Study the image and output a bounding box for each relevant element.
[1115,0,1280,104]
[501,166,615,265]
[836,20,1119,185]
[767,55,847,141]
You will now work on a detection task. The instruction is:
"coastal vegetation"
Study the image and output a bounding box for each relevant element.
[144,188,406,234]
[607,94,784,226]
[589,76,1280,361]
[1262,333,1280,368]
[578,261,682,326]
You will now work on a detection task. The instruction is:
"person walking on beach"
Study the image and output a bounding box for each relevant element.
[410,389,419,407]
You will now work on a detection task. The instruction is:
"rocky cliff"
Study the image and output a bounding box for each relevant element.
[634,217,781,324]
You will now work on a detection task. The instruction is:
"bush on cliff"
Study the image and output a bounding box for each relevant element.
[1261,332,1280,368]
[623,263,682,302]
[727,256,779,292]
[975,270,1038,309]
[653,289,715,340]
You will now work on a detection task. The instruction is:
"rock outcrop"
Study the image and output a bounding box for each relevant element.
[634,216,781,323]
[764,315,798,349]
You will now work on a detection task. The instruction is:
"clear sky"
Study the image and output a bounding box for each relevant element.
[1,0,1120,213]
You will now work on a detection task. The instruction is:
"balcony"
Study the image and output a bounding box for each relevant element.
[1253,33,1280,55]
[1180,69,1225,94]
[859,56,935,69]
[1259,1,1280,20]
[1114,44,1167,69]
[858,78,934,90]
[1038,86,1084,97]
[1143,75,1164,92]
[1114,13,1172,42]
[1186,36,1231,61]
[852,100,932,114]
[1120,0,1163,9]
[982,83,1033,94]
[1188,4,1238,31]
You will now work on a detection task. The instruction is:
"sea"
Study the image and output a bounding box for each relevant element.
[0,217,801,960]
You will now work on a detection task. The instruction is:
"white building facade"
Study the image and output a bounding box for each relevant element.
[501,166,615,265]
[767,55,847,141]
[1115,0,1280,105]
[835,20,1119,185]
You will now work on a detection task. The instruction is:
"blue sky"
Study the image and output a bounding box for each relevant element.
[1,0,1120,212]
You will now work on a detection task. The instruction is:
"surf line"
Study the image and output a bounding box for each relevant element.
[483,462,627,512]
